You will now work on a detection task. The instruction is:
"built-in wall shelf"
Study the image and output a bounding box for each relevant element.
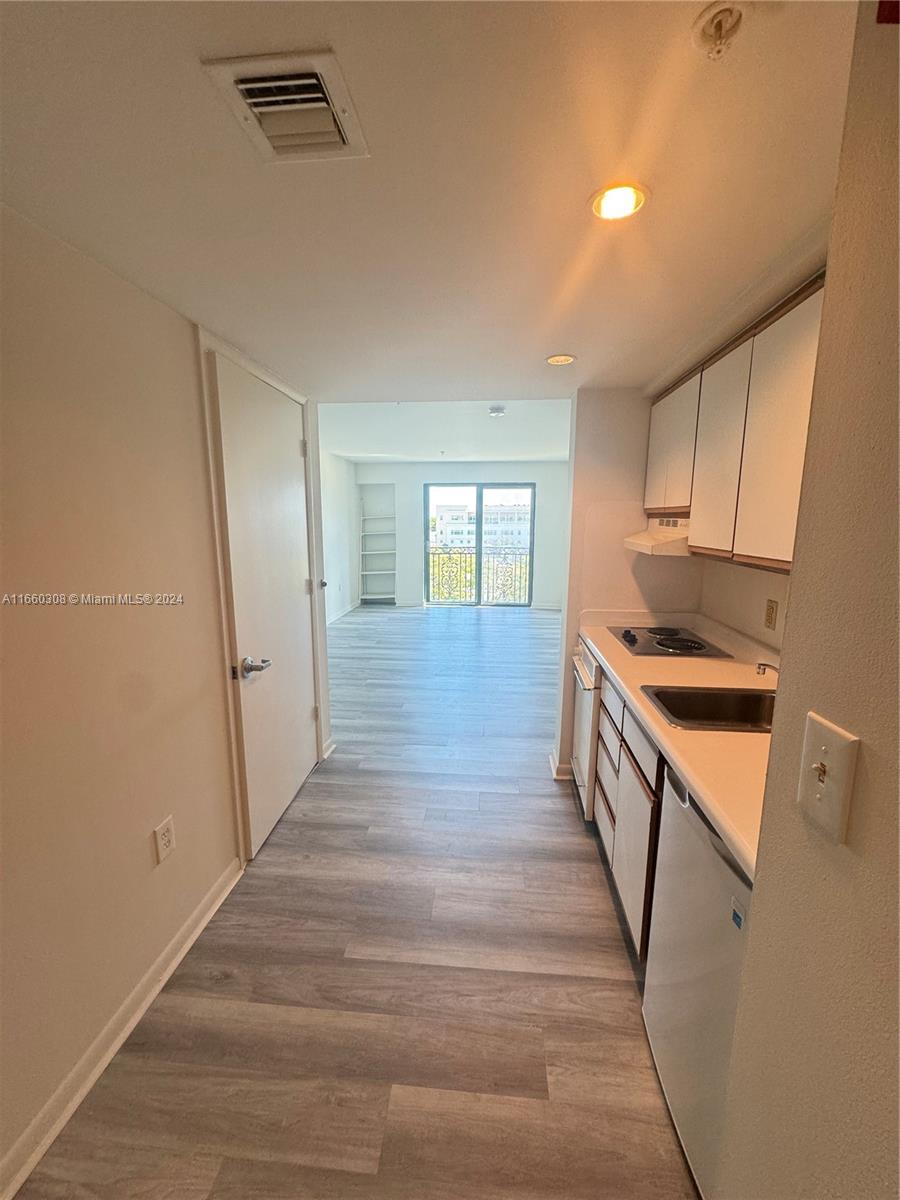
[358,483,396,606]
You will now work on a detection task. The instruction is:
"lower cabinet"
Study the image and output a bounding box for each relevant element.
[611,739,659,958]
[594,774,615,862]
[586,682,664,960]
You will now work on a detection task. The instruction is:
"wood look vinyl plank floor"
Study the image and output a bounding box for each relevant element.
[20,606,694,1200]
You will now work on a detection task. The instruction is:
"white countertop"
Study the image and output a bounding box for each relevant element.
[579,615,775,879]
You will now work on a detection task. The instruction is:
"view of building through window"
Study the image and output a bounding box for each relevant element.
[425,484,534,604]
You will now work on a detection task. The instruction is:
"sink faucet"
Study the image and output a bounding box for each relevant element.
[756,661,781,677]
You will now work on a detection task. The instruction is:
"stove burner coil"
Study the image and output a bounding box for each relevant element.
[647,627,681,637]
[655,636,706,654]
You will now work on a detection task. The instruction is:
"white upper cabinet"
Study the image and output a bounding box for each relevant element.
[644,375,701,511]
[689,341,753,553]
[643,402,668,510]
[733,290,823,564]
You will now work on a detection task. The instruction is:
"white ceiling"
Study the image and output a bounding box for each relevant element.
[1,2,855,403]
[319,399,571,462]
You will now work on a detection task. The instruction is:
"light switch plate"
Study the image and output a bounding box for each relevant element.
[797,712,859,843]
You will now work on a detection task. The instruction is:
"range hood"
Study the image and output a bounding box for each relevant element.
[624,517,691,556]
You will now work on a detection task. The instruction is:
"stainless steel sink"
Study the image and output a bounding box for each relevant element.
[641,685,776,732]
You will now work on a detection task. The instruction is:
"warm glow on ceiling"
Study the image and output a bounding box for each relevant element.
[546,354,576,365]
[592,184,647,221]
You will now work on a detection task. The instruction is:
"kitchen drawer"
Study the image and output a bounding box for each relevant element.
[594,776,615,861]
[598,704,621,767]
[597,733,619,816]
[600,676,625,729]
[623,708,660,791]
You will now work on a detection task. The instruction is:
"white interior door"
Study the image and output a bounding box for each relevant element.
[214,352,319,856]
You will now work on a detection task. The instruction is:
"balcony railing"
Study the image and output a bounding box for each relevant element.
[427,547,531,605]
[482,548,531,604]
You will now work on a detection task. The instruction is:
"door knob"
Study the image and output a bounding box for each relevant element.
[241,656,273,678]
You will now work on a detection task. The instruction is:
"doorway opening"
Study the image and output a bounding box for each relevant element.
[424,483,535,606]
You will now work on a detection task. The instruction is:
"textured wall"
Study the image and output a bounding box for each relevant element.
[354,460,570,610]
[700,558,790,650]
[0,210,239,1176]
[717,8,898,1197]
[554,388,704,767]
[320,450,361,623]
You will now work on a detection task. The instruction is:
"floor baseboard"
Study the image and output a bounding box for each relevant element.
[0,857,243,1200]
[549,749,573,780]
[326,601,358,625]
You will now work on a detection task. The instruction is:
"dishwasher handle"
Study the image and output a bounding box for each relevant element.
[688,795,752,889]
[665,766,689,806]
[666,768,752,889]
[572,656,594,692]
[705,828,752,889]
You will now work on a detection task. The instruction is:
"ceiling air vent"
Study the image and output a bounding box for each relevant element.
[204,51,368,163]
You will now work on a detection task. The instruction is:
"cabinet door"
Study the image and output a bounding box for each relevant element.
[571,679,591,791]
[689,341,753,553]
[644,376,700,511]
[643,401,669,509]
[594,773,615,862]
[611,745,654,954]
[663,375,701,508]
[733,290,823,564]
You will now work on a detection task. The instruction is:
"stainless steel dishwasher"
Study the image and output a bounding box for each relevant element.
[642,767,753,1200]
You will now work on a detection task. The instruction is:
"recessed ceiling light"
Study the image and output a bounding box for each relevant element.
[488,405,506,418]
[546,354,576,366]
[591,184,647,221]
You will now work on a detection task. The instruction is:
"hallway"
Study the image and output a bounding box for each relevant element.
[20,607,693,1199]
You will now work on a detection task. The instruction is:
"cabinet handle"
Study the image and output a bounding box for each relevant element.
[597,730,619,774]
[621,740,656,803]
[595,775,616,826]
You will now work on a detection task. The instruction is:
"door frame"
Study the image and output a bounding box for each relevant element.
[423,481,536,607]
[197,329,331,864]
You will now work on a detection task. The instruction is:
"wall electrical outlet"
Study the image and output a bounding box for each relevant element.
[154,815,176,864]
[765,598,779,630]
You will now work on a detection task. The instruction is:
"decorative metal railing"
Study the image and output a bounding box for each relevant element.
[427,547,531,605]
[481,548,531,604]
[428,547,477,603]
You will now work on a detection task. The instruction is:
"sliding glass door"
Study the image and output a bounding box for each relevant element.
[424,483,535,606]
[479,485,535,605]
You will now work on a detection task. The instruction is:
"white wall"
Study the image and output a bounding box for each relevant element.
[718,8,898,1197]
[318,398,571,462]
[554,388,704,769]
[319,449,360,623]
[354,460,569,609]
[0,208,241,1189]
[700,558,790,650]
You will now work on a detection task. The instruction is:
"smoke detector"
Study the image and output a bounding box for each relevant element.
[692,3,745,60]
[204,50,368,162]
